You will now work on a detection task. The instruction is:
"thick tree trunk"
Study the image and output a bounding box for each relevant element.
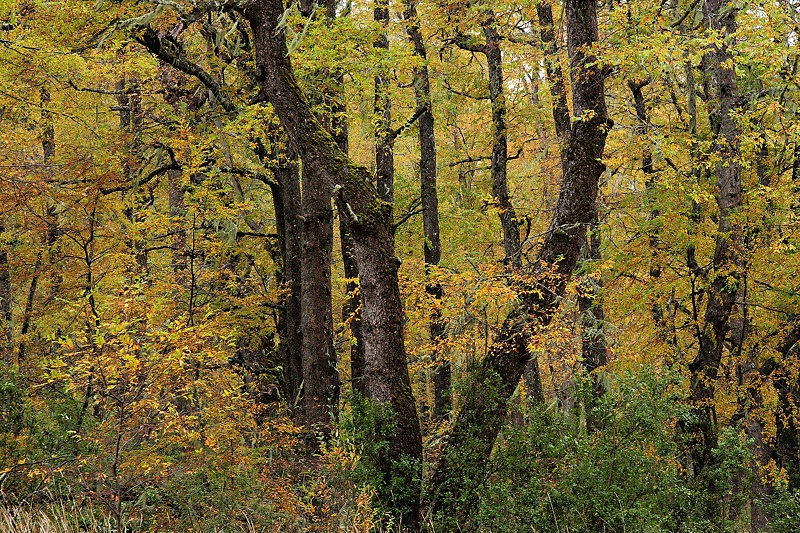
[427,0,609,523]
[403,0,448,421]
[245,2,422,525]
[538,0,608,407]
[679,0,743,480]
[301,0,348,428]
[300,160,337,430]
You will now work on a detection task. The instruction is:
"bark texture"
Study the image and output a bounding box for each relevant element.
[0,224,11,364]
[300,156,337,430]
[483,20,522,269]
[268,146,304,411]
[577,208,607,402]
[374,0,394,207]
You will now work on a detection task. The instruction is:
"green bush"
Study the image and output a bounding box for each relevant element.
[762,488,800,533]
[474,367,688,532]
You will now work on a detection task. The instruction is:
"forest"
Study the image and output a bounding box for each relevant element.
[1,0,800,531]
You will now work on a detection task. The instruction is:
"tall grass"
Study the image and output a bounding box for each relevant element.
[0,505,117,533]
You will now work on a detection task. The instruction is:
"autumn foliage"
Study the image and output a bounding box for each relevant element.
[1,0,800,531]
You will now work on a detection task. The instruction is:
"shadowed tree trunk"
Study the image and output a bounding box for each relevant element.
[19,87,59,363]
[331,84,365,398]
[245,2,422,526]
[456,12,542,416]
[427,0,610,524]
[775,359,800,489]
[266,143,304,412]
[536,1,571,150]
[628,78,680,351]
[577,208,608,403]
[536,0,608,407]
[331,103,364,397]
[0,224,10,364]
[0,101,9,361]
[484,20,521,270]
[341,227,364,395]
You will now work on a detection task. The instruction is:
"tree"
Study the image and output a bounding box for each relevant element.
[244,0,423,524]
[427,0,610,523]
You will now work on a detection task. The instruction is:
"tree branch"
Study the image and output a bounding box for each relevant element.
[136,26,236,113]
[388,104,427,142]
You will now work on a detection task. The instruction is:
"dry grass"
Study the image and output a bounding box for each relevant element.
[0,505,116,533]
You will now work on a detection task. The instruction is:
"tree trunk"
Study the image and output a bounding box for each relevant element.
[19,88,59,363]
[330,93,365,398]
[0,224,11,364]
[775,362,800,488]
[245,2,422,525]
[403,0,448,422]
[679,0,743,481]
[483,20,521,269]
[267,145,304,413]
[329,0,359,401]
[577,208,608,403]
[427,0,609,523]
[300,159,337,430]
[168,170,187,276]
[341,227,365,395]
[536,2,571,144]
[374,0,393,207]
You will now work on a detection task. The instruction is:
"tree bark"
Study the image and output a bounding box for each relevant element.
[536,2,571,144]
[19,88,59,363]
[484,19,522,269]
[245,2,422,525]
[577,208,608,403]
[341,226,365,395]
[267,145,304,412]
[330,82,365,399]
[300,156,337,430]
[427,0,609,523]
[539,0,607,402]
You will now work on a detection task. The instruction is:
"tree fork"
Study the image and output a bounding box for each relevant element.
[427,0,609,523]
[245,1,422,526]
